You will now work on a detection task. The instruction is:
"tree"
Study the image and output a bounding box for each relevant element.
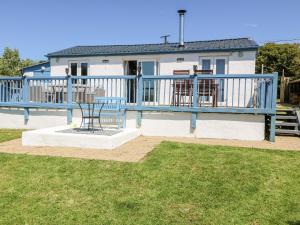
[21,58,37,71]
[0,47,36,76]
[0,48,22,76]
[256,43,300,79]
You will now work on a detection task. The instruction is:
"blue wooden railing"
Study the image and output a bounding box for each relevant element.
[0,73,278,141]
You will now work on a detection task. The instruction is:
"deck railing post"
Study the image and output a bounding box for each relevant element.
[191,68,199,129]
[67,75,73,124]
[22,75,29,124]
[136,72,143,128]
[269,72,278,142]
[265,79,270,110]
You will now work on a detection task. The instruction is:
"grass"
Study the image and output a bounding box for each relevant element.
[0,129,24,143]
[0,131,299,224]
[277,102,299,111]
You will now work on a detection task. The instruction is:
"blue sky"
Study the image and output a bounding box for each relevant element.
[0,0,299,60]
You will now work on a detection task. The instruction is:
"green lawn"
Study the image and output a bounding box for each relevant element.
[0,131,299,224]
[0,129,23,143]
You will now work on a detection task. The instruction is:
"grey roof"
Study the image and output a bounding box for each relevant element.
[22,61,50,70]
[47,38,259,58]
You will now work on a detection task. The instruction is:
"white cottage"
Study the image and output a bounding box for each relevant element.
[45,38,258,108]
[46,9,258,78]
[44,9,258,109]
[47,38,258,78]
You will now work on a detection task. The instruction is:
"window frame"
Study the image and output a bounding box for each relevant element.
[68,61,90,76]
[201,58,212,71]
[199,56,229,74]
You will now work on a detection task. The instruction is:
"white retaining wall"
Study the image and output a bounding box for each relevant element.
[0,108,265,141]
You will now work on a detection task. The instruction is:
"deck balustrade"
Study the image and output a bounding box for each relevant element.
[0,73,278,141]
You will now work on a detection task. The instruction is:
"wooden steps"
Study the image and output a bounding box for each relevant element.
[275,129,300,135]
[275,122,299,127]
[276,115,297,120]
[275,108,300,137]
[276,108,294,112]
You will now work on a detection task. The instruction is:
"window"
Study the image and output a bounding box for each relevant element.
[216,59,226,101]
[70,62,88,76]
[216,59,225,74]
[81,63,88,76]
[202,59,211,70]
[70,63,77,76]
[81,63,88,84]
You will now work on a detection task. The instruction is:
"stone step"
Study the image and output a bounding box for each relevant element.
[276,129,300,135]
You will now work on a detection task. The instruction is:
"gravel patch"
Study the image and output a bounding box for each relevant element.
[58,128,121,136]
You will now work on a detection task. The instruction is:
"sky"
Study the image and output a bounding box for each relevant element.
[0,0,299,60]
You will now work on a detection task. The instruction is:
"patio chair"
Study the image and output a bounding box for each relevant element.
[94,97,126,129]
[172,70,191,106]
[93,87,105,98]
[71,84,91,103]
[195,70,218,107]
[40,81,63,103]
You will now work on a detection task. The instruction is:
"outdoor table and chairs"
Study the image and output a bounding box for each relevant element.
[172,69,219,107]
[78,97,126,131]
[28,82,105,104]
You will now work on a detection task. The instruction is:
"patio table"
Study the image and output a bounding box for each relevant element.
[78,102,105,131]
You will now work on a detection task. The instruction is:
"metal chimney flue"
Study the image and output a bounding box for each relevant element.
[178,9,186,47]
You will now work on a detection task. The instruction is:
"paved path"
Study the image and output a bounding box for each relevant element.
[0,136,299,162]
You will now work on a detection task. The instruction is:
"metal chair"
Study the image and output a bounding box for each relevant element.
[94,97,126,129]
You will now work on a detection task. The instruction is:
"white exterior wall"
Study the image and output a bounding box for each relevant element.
[0,108,264,141]
[49,51,256,107]
[50,51,256,76]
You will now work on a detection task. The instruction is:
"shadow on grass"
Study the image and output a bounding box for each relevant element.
[287,221,300,225]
